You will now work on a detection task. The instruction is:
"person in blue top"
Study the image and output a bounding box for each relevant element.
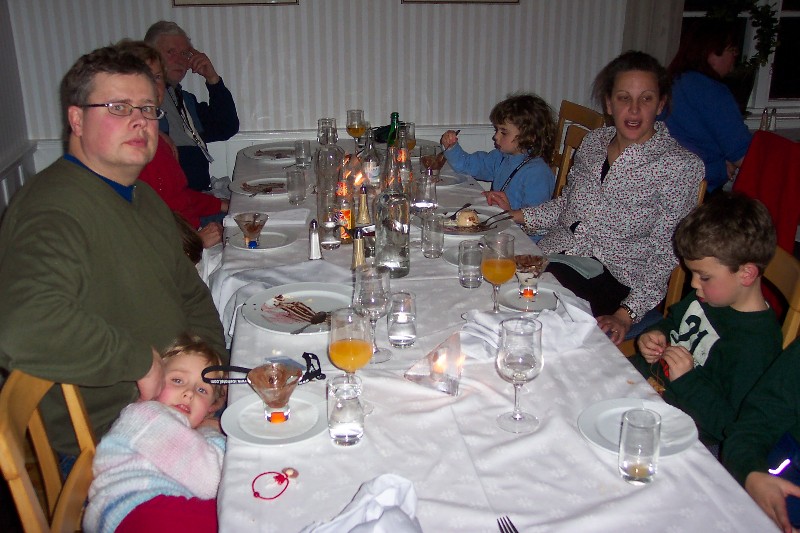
[660,19,751,194]
[440,93,556,210]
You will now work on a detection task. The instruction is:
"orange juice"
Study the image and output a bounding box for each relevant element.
[406,139,417,151]
[329,339,373,372]
[481,258,516,285]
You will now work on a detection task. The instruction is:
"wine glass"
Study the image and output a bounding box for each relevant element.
[481,233,516,313]
[346,109,366,153]
[353,265,392,363]
[419,144,446,180]
[401,122,416,152]
[495,318,543,433]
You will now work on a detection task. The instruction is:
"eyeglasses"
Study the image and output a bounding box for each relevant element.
[82,102,164,120]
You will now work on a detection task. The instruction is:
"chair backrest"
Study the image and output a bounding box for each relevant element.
[552,124,589,199]
[0,371,96,533]
[763,246,800,348]
[551,100,605,169]
[733,130,800,253]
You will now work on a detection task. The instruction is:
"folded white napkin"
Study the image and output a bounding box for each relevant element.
[300,474,422,533]
[196,243,223,285]
[459,280,596,360]
[223,208,310,227]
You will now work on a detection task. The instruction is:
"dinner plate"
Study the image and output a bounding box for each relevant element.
[435,174,467,188]
[221,390,327,446]
[499,286,557,312]
[228,229,297,251]
[241,282,353,335]
[229,178,288,197]
[437,206,514,236]
[577,398,698,457]
[242,144,295,161]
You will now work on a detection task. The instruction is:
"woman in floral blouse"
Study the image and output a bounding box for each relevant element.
[487,51,704,344]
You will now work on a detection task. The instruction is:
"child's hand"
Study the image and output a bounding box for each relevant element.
[637,331,667,363]
[662,346,694,380]
[745,471,800,533]
[440,130,459,150]
[484,191,511,211]
[137,348,165,401]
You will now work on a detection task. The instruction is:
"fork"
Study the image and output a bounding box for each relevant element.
[497,515,518,533]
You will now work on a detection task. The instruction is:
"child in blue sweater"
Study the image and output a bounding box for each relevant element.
[440,93,556,210]
[84,334,226,533]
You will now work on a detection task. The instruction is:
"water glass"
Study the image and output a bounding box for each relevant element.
[387,291,416,348]
[327,374,364,446]
[286,169,306,205]
[294,139,312,168]
[618,408,661,485]
[421,213,444,258]
[458,240,483,288]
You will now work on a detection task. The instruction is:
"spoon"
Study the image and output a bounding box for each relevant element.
[448,203,472,220]
[290,311,329,335]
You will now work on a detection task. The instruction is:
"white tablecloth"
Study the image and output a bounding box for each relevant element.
[215,142,776,532]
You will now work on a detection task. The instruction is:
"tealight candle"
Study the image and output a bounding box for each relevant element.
[430,351,447,381]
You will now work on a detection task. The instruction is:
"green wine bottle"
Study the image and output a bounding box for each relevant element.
[386,112,400,147]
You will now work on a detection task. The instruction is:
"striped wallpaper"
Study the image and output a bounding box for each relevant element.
[7,0,625,141]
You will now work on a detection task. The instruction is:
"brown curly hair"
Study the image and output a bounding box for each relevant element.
[674,192,776,275]
[489,93,556,161]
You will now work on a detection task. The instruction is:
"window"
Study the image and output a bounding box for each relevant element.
[682,0,799,127]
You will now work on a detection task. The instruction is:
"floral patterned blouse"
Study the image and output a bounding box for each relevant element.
[521,122,704,319]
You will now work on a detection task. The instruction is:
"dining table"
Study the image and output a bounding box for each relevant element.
[211,140,777,532]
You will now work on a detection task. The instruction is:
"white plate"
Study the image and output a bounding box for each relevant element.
[228,229,297,251]
[435,174,467,188]
[499,286,557,312]
[577,398,698,457]
[241,282,353,335]
[418,206,513,237]
[242,144,295,161]
[229,178,288,197]
[221,390,327,446]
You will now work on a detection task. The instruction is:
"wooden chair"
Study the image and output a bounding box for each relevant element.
[618,180,707,357]
[551,100,605,170]
[0,371,96,533]
[763,246,800,348]
[552,124,589,198]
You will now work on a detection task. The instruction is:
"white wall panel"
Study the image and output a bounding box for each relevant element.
[8,0,625,141]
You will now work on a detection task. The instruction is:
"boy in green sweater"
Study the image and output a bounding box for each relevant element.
[631,192,782,447]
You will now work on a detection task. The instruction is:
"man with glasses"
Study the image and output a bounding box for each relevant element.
[145,20,239,192]
[0,44,225,461]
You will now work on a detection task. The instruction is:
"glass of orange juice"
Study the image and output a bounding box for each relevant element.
[481,233,516,313]
[328,307,372,376]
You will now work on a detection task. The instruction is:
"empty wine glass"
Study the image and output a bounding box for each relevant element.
[495,318,543,433]
[353,265,392,363]
[481,233,516,313]
[346,109,366,153]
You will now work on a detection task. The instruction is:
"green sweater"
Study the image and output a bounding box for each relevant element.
[723,338,800,484]
[632,291,782,444]
[0,158,225,454]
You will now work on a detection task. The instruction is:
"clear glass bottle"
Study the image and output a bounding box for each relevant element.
[315,123,345,247]
[386,112,400,147]
[396,127,413,191]
[361,126,382,186]
[336,157,356,244]
[373,146,410,278]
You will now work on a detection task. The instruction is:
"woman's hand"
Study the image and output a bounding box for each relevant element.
[484,191,512,210]
[198,222,223,248]
[637,331,667,363]
[745,471,800,533]
[137,348,165,401]
[440,130,459,150]
[597,308,633,345]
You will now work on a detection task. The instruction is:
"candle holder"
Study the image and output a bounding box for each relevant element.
[404,332,464,396]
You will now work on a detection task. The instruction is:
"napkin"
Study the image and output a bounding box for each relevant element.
[300,474,422,533]
[196,243,223,286]
[223,208,310,227]
[546,254,604,279]
[459,280,595,359]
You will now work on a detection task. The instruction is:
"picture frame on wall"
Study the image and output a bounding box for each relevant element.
[174,0,298,5]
